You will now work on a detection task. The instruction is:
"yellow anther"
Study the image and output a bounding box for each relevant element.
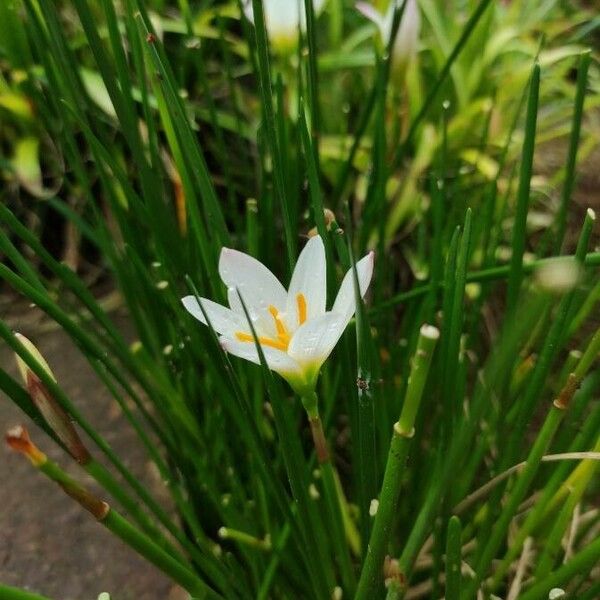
[235,304,296,352]
[235,332,288,351]
[268,305,289,342]
[296,293,307,325]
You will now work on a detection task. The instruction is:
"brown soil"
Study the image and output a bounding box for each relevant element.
[0,313,176,600]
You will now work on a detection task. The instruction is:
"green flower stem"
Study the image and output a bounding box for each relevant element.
[0,586,54,600]
[518,533,600,600]
[355,325,439,600]
[304,395,356,595]
[463,404,566,598]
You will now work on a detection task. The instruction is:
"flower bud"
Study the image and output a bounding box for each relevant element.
[15,332,55,384]
[14,333,90,464]
[5,425,47,467]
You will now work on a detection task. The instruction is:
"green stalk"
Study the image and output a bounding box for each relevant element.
[568,277,600,338]
[489,371,600,590]
[303,0,321,159]
[246,199,260,258]
[104,510,220,599]
[555,51,591,252]
[328,0,342,46]
[249,0,295,273]
[573,326,600,380]
[391,294,549,589]
[219,527,272,552]
[304,395,356,595]
[506,62,540,314]
[374,252,600,313]
[534,468,592,578]
[445,210,472,436]
[445,516,462,600]
[235,293,334,597]
[463,405,566,598]
[343,230,378,556]
[7,429,220,599]
[518,534,600,600]
[298,107,335,298]
[355,325,439,599]
[505,209,596,457]
[2,320,190,548]
[0,586,54,600]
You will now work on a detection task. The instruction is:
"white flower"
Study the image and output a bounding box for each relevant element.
[182,236,374,396]
[357,0,421,71]
[242,0,327,52]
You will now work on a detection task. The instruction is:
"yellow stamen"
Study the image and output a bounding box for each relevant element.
[235,304,296,352]
[235,332,288,351]
[297,293,307,325]
[268,305,289,343]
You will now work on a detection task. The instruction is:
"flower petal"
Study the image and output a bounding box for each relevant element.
[182,296,246,337]
[313,0,327,15]
[287,312,347,372]
[286,235,327,328]
[391,0,420,64]
[332,251,375,323]
[219,247,288,315]
[356,2,385,30]
[220,337,301,377]
[266,0,301,30]
[227,286,281,339]
[240,0,254,23]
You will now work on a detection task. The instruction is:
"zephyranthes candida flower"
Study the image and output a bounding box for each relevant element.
[357,0,421,73]
[182,235,374,396]
[241,0,327,53]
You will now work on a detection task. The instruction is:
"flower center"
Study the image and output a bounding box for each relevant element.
[234,293,307,351]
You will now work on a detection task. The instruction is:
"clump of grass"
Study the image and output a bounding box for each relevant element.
[1,1,600,599]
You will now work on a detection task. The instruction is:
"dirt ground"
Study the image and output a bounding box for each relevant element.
[0,314,176,600]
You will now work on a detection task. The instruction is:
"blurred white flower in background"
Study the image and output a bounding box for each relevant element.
[357,0,421,73]
[242,0,327,53]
